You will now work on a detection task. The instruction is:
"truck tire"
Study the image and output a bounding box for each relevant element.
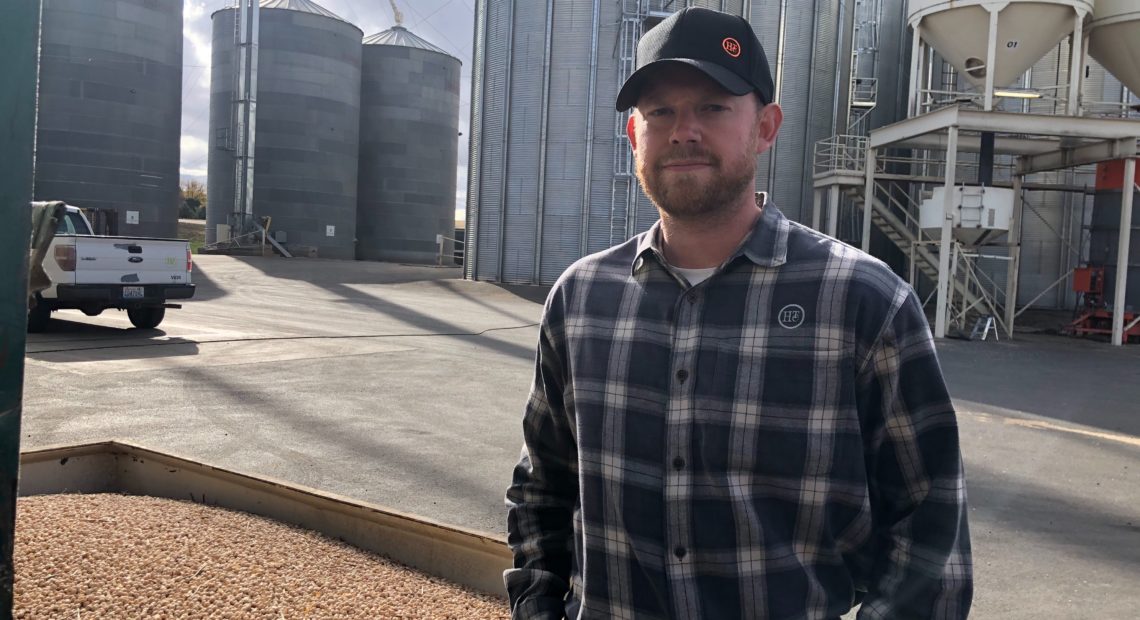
[27,300,52,333]
[128,307,165,329]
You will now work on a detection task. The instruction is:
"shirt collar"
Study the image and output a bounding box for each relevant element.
[631,193,790,276]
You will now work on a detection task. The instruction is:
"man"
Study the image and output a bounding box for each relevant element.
[506,7,972,619]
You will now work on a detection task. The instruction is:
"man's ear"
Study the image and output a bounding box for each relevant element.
[755,103,783,154]
[626,113,638,151]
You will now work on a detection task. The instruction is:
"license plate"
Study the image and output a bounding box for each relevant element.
[123,286,145,299]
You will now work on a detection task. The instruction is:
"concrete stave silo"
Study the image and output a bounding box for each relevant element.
[356,27,462,264]
[35,0,184,239]
[207,0,362,260]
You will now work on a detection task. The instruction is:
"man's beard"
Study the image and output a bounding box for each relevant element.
[635,140,758,222]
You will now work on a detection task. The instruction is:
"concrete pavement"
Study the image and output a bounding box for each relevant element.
[21,255,1140,617]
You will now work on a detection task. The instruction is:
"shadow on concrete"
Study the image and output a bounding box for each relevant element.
[937,334,1140,437]
[239,255,463,286]
[426,280,543,325]
[25,315,207,361]
[492,283,553,306]
[317,282,536,363]
[180,362,509,523]
[966,459,1140,570]
[187,258,229,302]
[27,315,140,338]
[26,338,200,363]
[186,255,537,362]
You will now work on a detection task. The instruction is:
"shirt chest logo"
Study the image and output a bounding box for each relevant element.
[778,304,806,329]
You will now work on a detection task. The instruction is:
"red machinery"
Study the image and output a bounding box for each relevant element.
[1066,266,1140,342]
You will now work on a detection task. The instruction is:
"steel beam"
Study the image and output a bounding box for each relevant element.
[812,189,823,231]
[1004,175,1024,337]
[955,109,1140,141]
[983,8,999,111]
[1112,160,1136,346]
[886,133,1058,156]
[0,0,40,612]
[1067,12,1084,116]
[1017,138,1139,176]
[871,107,1140,150]
[935,127,960,338]
[870,105,960,149]
[862,148,877,251]
[828,185,841,238]
[872,173,1091,193]
[908,25,923,117]
[812,173,864,187]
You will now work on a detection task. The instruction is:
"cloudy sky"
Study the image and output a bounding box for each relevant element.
[179,0,476,217]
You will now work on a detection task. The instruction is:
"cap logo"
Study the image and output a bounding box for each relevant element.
[722,37,742,58]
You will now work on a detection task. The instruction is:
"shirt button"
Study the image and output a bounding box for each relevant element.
[686,294,697,304]
[676,369,689,383]
[672,457,685,470]
[674,546,687,559]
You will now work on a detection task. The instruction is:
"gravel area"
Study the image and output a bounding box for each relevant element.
[14,494,510,619]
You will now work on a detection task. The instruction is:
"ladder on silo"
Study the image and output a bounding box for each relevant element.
[847,0,881,136]
[610,1,643,247]
[610,1,705,246]
[231,0,259,237]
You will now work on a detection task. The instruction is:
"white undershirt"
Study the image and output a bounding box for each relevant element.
[673,266,717,287]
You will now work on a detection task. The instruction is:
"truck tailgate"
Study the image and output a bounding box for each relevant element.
[72,237,192,286]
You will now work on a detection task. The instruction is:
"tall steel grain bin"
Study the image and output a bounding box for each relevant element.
[465,0,901,285]
[357,26,462,264]
[207,0,363,259]
[35,0,184,239]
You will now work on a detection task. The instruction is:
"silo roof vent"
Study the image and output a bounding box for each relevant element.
[259,0,345,20]
[364,25,450,56]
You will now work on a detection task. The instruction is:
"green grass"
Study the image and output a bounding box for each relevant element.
[178,219,206,254]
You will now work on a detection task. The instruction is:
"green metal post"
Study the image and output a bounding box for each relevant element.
[1,0,42,613]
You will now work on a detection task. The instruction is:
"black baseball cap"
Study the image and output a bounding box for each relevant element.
[616,7,775,112]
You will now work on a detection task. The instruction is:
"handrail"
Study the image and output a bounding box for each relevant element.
[814,135,867,177]
[960,254,1007,322]
[849,174,1013,327]
[874,180,928,248]
[850,77,877,104]
[436,234,465,266]
[200,229,262,252]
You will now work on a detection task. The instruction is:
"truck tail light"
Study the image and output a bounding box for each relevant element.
[54,245,76,271]
[187,248,193,273]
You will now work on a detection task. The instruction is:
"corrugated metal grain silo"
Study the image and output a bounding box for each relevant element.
[34,0,184,239]
[465,0,909,285]
[207,0,363,259]
[356,27,462,264]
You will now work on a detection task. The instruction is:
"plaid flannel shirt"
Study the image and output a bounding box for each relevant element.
[506,199,972,620]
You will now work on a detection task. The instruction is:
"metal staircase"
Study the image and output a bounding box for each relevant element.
[844,180,1007,333]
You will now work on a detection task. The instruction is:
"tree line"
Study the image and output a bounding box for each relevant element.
[179,179,206,219]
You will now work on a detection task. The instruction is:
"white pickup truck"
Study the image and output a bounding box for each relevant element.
[28,205,195,332]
